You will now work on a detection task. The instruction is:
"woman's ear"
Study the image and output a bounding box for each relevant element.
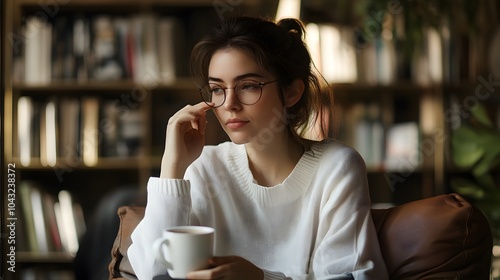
[284,79,304,107]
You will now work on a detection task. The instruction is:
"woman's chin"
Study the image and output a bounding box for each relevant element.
[228,138,249,145]
[227,134,251,145]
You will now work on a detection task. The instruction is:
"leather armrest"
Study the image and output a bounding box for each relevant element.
[108,206,144,280]
[371,193,493,279]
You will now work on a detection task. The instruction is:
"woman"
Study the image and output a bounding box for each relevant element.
[128,16,388,279]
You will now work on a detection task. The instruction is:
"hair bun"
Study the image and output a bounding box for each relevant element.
[277,18,305,39]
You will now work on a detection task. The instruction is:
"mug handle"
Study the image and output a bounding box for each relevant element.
[153,237,173,269]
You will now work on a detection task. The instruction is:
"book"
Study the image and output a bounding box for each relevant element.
[119,109,144,156]
[30,186,50,252]
[101,100,119,157]
[357,41,378,84]
[157,17,181,84]
[321,25,357,83]
[384,122,420,171]
[59,97,81,161]
[19,181,39,251]
[353,103,385,169]
[40,98,58,167]
[305,23,357,83]
[57,190,81,255]
[114,17,133,78]
[17,96,34,166]
[73,14,91,81]
[427,27,443,84]
[53,202,68,253]
[412,28,443,85]
[375,36,397,85]
[92,15,123,80]
[81,97,99,166]
[131,14,160,84]
[51,16,75,81]
[24,16,52,85]
[43,192,63,251]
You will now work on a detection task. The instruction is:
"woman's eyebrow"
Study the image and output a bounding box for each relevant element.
[208,73,265,83]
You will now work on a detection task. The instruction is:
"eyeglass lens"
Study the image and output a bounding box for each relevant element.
[200,80,263,107]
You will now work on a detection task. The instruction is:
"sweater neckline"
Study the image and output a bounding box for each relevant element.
[228,142,324,207]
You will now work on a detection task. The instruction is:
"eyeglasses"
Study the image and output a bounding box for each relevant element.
[199,79,279,108]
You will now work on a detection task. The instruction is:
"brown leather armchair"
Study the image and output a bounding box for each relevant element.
[108,193,493,279]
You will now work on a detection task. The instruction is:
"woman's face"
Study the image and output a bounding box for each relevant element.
[208,48,287,146]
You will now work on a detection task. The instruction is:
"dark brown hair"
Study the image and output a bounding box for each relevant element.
[190,16,334,148]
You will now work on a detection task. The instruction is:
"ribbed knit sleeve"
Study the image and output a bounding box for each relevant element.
[128,177,192,280]
[309,145,388,280]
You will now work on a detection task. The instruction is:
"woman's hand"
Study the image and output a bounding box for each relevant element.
[160,102,213,179]
[186,256,264,280]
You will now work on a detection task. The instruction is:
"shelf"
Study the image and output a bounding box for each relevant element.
[16,0,241,8]
[17,251,74,263]
[15,0,263,16]
[13,157,148,170]
[13,77,197,92]
[332,82,438,92]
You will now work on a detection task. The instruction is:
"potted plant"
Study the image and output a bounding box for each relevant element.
[451,103,500,242]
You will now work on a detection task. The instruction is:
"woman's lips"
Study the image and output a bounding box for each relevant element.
[226,119,249,129]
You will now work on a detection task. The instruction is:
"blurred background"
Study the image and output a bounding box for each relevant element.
[1,0,500,279]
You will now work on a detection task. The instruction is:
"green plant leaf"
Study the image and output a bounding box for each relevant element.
[473,151,500,176]
[450,178,485,199]
[472,173,498,192]
[451,126,485,168]
[471,132,500,175]
[471,103,494,128]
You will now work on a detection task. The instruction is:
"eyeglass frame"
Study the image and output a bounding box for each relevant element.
[198,79,280,108]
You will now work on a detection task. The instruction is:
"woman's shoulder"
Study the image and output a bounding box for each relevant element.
[312,139,364,161]
[308,139,367,172]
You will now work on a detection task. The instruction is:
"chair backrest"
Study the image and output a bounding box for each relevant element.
[371,193,493,279]
[73,187,140,280]
[108,193,493,280]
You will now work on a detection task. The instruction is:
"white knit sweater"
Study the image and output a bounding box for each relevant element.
[128,140,388,279]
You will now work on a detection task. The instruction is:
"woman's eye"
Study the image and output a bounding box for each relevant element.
[211,87,224,94]
[240,83,259,91]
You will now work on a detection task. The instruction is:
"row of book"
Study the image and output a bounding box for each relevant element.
[303,18,492,85]
[14,13,184,85]
[17,96,145,167]
[18,181,85,255]
[337,102,420,171]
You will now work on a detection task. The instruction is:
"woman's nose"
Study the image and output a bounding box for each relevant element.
[223,88,241,110]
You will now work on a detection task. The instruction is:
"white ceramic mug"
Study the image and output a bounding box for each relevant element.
[153,226,214,279]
